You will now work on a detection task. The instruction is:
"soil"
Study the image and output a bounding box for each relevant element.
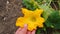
[0,0,22,34]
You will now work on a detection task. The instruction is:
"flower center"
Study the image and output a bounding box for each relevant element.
[30,17,36,22]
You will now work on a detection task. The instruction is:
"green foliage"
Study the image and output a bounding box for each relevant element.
[22,0,53,10]
[22,0,38,10]
[45,11,60,29]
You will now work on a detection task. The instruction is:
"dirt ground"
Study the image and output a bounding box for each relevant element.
[0,0,22,34]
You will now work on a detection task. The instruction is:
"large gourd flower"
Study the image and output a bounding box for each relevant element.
[16,8,45,31]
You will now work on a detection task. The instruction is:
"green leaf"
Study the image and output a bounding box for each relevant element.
[45,11,60,29]
[45,20,54,27]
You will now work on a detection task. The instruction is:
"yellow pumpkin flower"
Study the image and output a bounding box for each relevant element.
[16,8,45,31]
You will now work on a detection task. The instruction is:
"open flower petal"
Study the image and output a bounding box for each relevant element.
[16,8,45,31]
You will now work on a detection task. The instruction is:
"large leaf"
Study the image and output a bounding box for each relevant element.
[45,11,60,29]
